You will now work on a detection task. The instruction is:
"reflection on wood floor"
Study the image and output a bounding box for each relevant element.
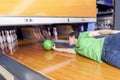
[2,42,120,80]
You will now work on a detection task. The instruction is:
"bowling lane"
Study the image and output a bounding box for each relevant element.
[3,42,120,80]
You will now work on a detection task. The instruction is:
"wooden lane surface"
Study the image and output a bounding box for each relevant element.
[4,42,120,80]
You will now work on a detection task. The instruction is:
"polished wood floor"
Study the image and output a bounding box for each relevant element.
[3,41,120,80]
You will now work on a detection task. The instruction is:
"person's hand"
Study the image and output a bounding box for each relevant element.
[52,45,56,50]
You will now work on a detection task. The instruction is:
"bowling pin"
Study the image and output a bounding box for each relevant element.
[0,32,3,44]
[14,30,17,41]
[6,31,11,43]
[0,43,5,53]
[10,30,13,42]
[12,30,15,41]
[3,42,8,52]
[53,27,58,40]
[1,31,6,42]
[0,32,4,53]
[48,27,51,37]
[8,42,13,55]
[12,41,15,53]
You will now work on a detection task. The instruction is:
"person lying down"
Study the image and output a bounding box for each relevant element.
[52,29,120,69]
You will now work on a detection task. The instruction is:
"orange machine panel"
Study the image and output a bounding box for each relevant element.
[0,0,96,17]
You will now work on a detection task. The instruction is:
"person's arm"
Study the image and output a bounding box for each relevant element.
[89,29,120,37]
[52,45,76,54]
